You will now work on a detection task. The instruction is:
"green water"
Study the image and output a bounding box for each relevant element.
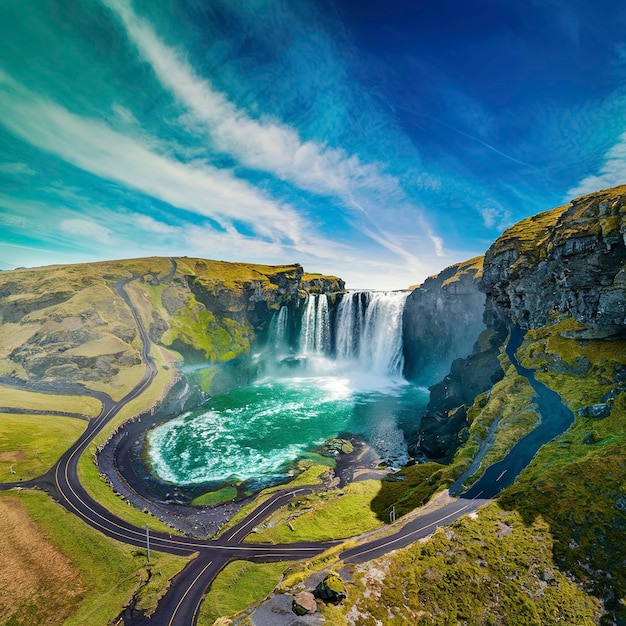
[147,368,428,489]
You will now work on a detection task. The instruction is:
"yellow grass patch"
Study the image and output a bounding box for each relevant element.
[87,362,146,402]
[0,495,84,625]
[0,322,39,357]
[65,335,131,357]
[0,384,102,417]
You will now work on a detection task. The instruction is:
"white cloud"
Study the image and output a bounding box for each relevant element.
[0,71,320,251]
[0,162,36,176]
[60,218,118,245]
[480,207,498,229]
[131,214,179,236]
[567,130,626,198]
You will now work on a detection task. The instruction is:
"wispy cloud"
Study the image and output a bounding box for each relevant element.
[101,0,435,265]
[0,162,36,176]
[59,218,118,245]
[567,130,626,198]
[103,0,401,200]
[0,70,326,253]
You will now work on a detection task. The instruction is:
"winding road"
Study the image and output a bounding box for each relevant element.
[1,263,570,625]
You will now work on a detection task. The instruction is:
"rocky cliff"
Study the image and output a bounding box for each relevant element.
[403,256,486,384]
[411,185,626,622]
[0,257,343,398]
[482,185,626,336]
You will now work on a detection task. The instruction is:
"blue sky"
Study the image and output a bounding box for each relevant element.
[0,0,625,289]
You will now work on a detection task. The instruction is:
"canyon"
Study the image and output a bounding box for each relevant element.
[1,185,626,624]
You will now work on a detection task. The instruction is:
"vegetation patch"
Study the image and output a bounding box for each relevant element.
[371,462,445,520]
[441,255,484,286]
[323,504,601,625]
[216,464,331,537]
[0,490,188,626]
[192,485,238,507]
[499,420,626,621]
[494,321,626,622]
[196,560,290,625]
[160,293,254,363]
[491,203,570,266]
[0,413,86,481]
[246,480,384,543]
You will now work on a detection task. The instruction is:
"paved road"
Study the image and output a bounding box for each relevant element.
[341,497,490,564]
[1,261,495,625]
[462,324,575,500]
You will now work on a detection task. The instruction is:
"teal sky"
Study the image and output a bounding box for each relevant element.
[1,0,625,288]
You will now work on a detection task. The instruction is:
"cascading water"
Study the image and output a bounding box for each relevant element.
[334,291,408,376]
[268,305,289,351]
[299,294,330,354]
[147,289,428,490]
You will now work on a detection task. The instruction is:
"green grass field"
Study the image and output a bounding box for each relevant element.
[196,560,290,625]
[246,480,384,543]
[0,490,189,626]
[0,412,87,481]
[0,384,102,417]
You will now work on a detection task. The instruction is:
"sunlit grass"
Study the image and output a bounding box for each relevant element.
[0,412,86,481]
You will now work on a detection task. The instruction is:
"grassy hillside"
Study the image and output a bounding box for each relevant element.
[0,413,86,481]
[0,490,188,626]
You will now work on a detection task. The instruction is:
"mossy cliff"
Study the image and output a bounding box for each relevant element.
[0,257,343,397]
[407,185,626,623]
[483,184,626,335]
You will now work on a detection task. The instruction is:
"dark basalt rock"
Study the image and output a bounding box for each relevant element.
[414,324,507,461]
[403,257,486,385]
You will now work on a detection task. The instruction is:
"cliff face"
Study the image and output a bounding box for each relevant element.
[482,185,626,336]
[0,257,342,396]
[403,256,486,384]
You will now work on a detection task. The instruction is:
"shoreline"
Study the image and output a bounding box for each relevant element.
[98,385,395,537]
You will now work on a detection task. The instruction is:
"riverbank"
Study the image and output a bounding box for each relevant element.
[99,387,395,538]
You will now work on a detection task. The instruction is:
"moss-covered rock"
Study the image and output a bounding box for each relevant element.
[483,185,626,333]
[314,571,347,603]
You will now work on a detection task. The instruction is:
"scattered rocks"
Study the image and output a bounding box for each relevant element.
[323,438,354,455]
[292,591,317,615]
[577,404,611,419]
[246,593,322,625]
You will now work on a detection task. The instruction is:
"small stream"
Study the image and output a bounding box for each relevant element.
[461,325,575,499]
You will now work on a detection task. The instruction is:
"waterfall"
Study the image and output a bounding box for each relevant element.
[297,291,408,376]
[335,291,407,376]
[359,291,407,376]
[268,306,289,351]
[299,294,330,354]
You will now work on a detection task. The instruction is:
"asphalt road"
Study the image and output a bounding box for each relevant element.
[462,324,575,500]
[1,262,495,625]
[341,497,491,564]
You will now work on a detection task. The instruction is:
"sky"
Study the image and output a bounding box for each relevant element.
[0,0,625,289]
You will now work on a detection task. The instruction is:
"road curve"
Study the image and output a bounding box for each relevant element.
[1,262,493,625]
